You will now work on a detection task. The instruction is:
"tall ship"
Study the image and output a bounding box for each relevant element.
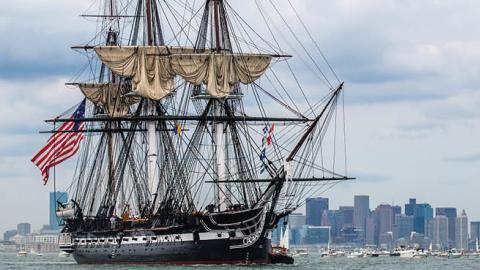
[36,0,352,265]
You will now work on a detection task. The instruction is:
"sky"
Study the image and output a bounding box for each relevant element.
[0,0,479,234]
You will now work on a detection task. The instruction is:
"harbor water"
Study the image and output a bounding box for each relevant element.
[1,253,479,270]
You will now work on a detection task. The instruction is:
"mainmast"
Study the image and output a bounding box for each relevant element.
[145,0,160,210]
[211,0,229,212]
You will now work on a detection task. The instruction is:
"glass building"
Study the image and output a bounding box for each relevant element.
[49,192,68,231]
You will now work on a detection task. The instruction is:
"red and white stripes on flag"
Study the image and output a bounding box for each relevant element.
[32,100,85,185]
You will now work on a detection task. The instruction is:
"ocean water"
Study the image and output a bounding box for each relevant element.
[1,253,479,270]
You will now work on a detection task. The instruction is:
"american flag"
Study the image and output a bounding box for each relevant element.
[32,100,86,185]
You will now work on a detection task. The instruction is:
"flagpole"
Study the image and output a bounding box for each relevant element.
[53,120,57,229]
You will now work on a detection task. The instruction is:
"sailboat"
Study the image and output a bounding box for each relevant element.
[41,0,352,265]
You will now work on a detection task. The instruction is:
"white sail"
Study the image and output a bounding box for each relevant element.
[94,46,195,100]
[170,53,272,98]
[78,83,140,117]
[280,223,290,250]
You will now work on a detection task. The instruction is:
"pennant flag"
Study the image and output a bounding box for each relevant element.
[31,100,86,185]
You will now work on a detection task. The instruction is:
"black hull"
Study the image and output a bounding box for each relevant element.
[71,236,271,265]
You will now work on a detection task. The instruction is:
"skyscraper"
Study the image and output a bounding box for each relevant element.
[404,198,433,234]
[16,223,31,236]
[354,196,369,230]
[375,204,394,246]
[432,215,449,250]
[395,214,414,239]
[455,210,468,250]
[365,216,376,246]
[306,197,329,226]
[405,198,416,216]
[471,221,480,243]
[392,206,401,222]
[289,213,306,245]
[339,206,354,228]
[50,191,68,231]
[436,207,457,248]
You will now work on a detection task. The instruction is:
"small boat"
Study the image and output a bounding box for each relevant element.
[58,251,71,258]
[379,250,390,257]
[270,224,294,264]
[291,249,308,257]
[413,249,428,258]
[399,248,415,258]
[30,249,43,256]
[17,249,28,257]
[448,249,463,259]
[389,249,401,257]
[347,250,364,258]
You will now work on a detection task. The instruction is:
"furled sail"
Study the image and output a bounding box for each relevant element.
[78,83,140,117]
[170,53,272,98]
[95,46,195,100]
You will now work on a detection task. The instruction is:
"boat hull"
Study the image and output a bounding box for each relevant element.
[70,234,271,265]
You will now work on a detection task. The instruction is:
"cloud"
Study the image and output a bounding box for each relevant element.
[1,0,480,230]
[442,153,480,163]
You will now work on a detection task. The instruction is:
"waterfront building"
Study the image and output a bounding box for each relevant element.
[306,197,329,226]
[302,225,331,245]
[49,192,68,231]
[321,210,344,242]
[431,215,449,250]
[16,223,31,236]
[455,210,468,250]
[20,233,60,253]
[289,213,306,229]
[272,213,305,246]
[436,207,457,248]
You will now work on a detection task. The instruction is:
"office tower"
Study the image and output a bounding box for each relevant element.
[405,198,433,234]
[471,222,480,242]
[365,216,376,246]
[392,206,401,223]
[354,196,369,229]
[395,214,414,239]
[432,215,449,249]
[405,198,416,216]
[50,191,68,231]
[436,207,457,248]
[289,213,306,229]
[16,223,31,236]
[302,226,331,245]
[288,213,306,246]
[321,210,344,242]
[339,206,354,227]
[306,197,329,226]
[455,210,468,250]
[375,204,394,246]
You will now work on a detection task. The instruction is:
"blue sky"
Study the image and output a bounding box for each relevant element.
[0,0,479,234]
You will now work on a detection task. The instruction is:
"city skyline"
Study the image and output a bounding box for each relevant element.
[1,0,480,233]
[270,195,480,250]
